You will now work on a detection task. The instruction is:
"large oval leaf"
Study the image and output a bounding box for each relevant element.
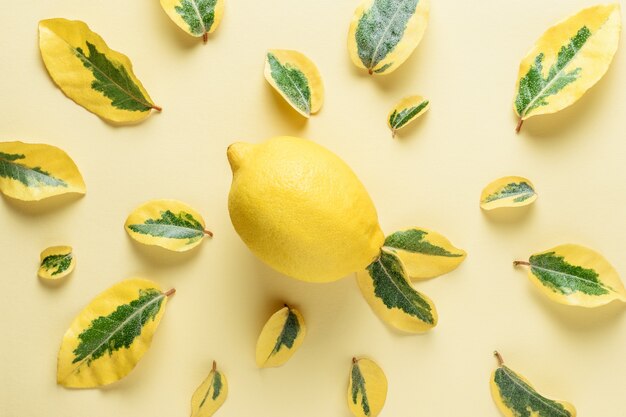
[125,199,212,252]
[383,228,466,279]
[387,95,429,137]
[160,0,225,43]
[480,176,537,211]
[357,249,437,333]
[348,357,387,417]
[39,18,160,124]
[255,305,306,368]
[57,278,174,388]
[514,244,626,307]
[513,4,621,132]
[491,352,576,417]
[0,141,86,201]
[38,245,75,280]
[348,0,430,75]
[191,361,228,417]
[264,50,324,118]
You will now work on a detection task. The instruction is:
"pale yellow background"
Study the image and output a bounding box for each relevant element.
[1,0,626,415]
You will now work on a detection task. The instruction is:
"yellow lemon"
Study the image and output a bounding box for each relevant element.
[227,136,385,283]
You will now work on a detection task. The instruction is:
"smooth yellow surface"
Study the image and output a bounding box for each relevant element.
[264,49,325,117]
[523,244,626,308]
[38,245,75,280]
[348,357,387,417]
[3,0,626,415]
[124,199,209,252]
[56,278,170,388]
[160,0,225,39]
[228,137,385,282]
[348,0,430,74]
[0,141,86,201]
[480,176,538,211]
[255,306,306,368]
[515,4,621,120]
[190,362,228,417]
[39,18,158,124]
[386,227,466,279]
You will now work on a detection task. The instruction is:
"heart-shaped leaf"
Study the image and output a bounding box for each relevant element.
[480,176,537,211]
[38,245,75,280]
[0,141,86,201]
[255,305,306,368]
[348,0,430,75]
[57,278,174,388]
[387,95,429,137]
[191,361,228,417]
[348,357,387,417]
[39,18,160,124]
[513,4,621,132]
[514,244,626,307]
[160,0,225,43]
[125,199,212,252]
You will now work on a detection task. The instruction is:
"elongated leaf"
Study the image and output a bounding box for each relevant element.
[264,50,324,118]
[384,228,466,279]
[357,249,437,332]
[514,244,626,307]
[0,141,85,201]
[255,305,306,368]
[39,18,160,124]
[160,0,225,42]
[480,176,537,211]
[491,352,576,417]
[348,357,387,417]
[387,95,429,136]
[125,199,212,252]
[348,0,430,75]
[38,245,75,280]
[513,4,621,132]
[57,278,174,388]
[191,361,228,417]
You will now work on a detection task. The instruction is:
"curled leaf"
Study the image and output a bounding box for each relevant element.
[0,141,86,201]
[38,246,75,280]
[255,305,306,368]
[348,0,430,75]
[514,244,626,307]
[160,0,225,43]
[387,95,429,137]
[348,357,387,417]
[357,248,437,333]
[191,361,228,417]
[480,176,537,211]
[57,278,174,388]
[264,50,324,118]
[513,4,621,132]
[125,199,212,252]
[384,228,466,279]
[39,18,160,124]
[491,351,576,417]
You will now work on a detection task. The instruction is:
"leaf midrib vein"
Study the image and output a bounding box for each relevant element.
[529,263,612,293]
[368,0,413,71]
[376,255,425,317]
[500,367,570,417]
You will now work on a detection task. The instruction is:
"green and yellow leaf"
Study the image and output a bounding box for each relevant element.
[191,361,228,417]
[348,0,430,75]
[57,278,174,388]
[383,228,466,279]
[38,246,75,280]
[491,352,576,417]
[387,95,429,136]
[348,357,387,417]
[39,18,160,124]
[513,4,621,132]
[0,141,86,201]
[255,305,306,368]
[264,50,324,118]
[514,244,626,308]
[125,199,212,252]
[480,176,537,211]
[160,0,225,43]
[357,248,437,333]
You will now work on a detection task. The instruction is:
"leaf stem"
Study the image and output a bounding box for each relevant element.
[494,351,504,366]
[212,360,217,371]
[391,129,397,139]
[513,260,531,267]
[204,229,214,237]
[368,69,373,75]
[352,357,358,364]
[203,32,208,43]
[152,105,163,112]
[163,288,176,297]
[515,118,524,133]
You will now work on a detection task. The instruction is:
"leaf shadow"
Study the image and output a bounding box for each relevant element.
[1,193,84,216]
[264,87,308,132]
[392,112,430,141]
[126,237,206,267]
[481,204,535,224]
[38,273,73,289]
